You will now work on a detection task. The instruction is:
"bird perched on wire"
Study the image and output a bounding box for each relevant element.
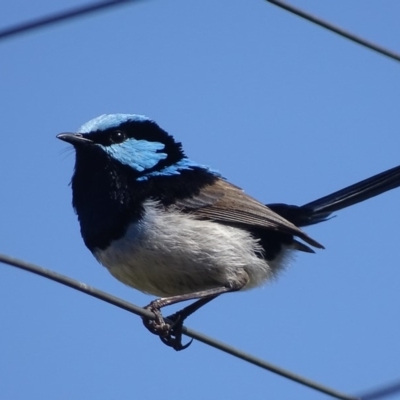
[58,114,400,351]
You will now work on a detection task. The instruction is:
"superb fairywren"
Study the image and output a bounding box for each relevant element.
[58,114,400,350]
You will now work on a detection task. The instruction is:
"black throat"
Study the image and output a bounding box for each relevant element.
[71,147,217,251]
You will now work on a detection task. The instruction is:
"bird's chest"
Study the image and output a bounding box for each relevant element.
[93,203,219,296]
[92,201,274,297]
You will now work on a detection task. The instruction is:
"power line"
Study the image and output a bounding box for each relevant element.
[0,252,357,400]
[358,380,400,400]
[266,0,400,63]
[0,0,143,41]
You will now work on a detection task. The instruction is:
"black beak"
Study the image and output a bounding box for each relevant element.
[57,133,93,145]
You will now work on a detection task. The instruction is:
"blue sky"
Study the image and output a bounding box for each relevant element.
[1,1,400,399]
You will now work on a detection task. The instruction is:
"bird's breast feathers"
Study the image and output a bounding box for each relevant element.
[94,200,293,297]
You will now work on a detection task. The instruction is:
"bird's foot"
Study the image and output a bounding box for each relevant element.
[142,305,170,336]
[160,311,193,351]
[142,305,192,351]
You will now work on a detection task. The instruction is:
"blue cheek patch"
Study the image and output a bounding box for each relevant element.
[100,139,167,172]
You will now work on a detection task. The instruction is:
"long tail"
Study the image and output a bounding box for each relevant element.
[267,164,400,227]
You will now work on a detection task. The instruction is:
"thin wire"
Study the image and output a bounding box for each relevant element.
[266,0,400,63]
[358,380,400,400]
[0,252,357,400]
[0,0,143,41]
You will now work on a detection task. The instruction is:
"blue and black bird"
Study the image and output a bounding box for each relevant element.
[58,114,400,350]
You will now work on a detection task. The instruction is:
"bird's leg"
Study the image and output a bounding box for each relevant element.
[142,286,231,338]
[142,271,249,351]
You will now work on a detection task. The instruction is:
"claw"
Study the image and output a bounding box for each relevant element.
[142,307,193,351]
[160,334,193,351]
[159,312,193,351]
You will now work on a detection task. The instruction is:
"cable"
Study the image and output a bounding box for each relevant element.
[0,0,143,41]
[0,252,357,400]
[358,380,400,400]
[266,0,400,63]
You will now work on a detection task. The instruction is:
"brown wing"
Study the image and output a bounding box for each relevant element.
[174,178,324,249]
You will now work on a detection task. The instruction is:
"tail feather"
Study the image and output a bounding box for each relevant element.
[268,164,400,227]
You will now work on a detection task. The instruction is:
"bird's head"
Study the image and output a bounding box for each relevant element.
[57,114,192,180]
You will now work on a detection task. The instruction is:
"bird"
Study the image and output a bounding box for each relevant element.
[58,113,400,350]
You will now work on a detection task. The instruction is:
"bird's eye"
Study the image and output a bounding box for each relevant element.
[110,130,126,144]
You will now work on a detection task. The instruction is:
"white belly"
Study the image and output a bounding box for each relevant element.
[94,200,291,297]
